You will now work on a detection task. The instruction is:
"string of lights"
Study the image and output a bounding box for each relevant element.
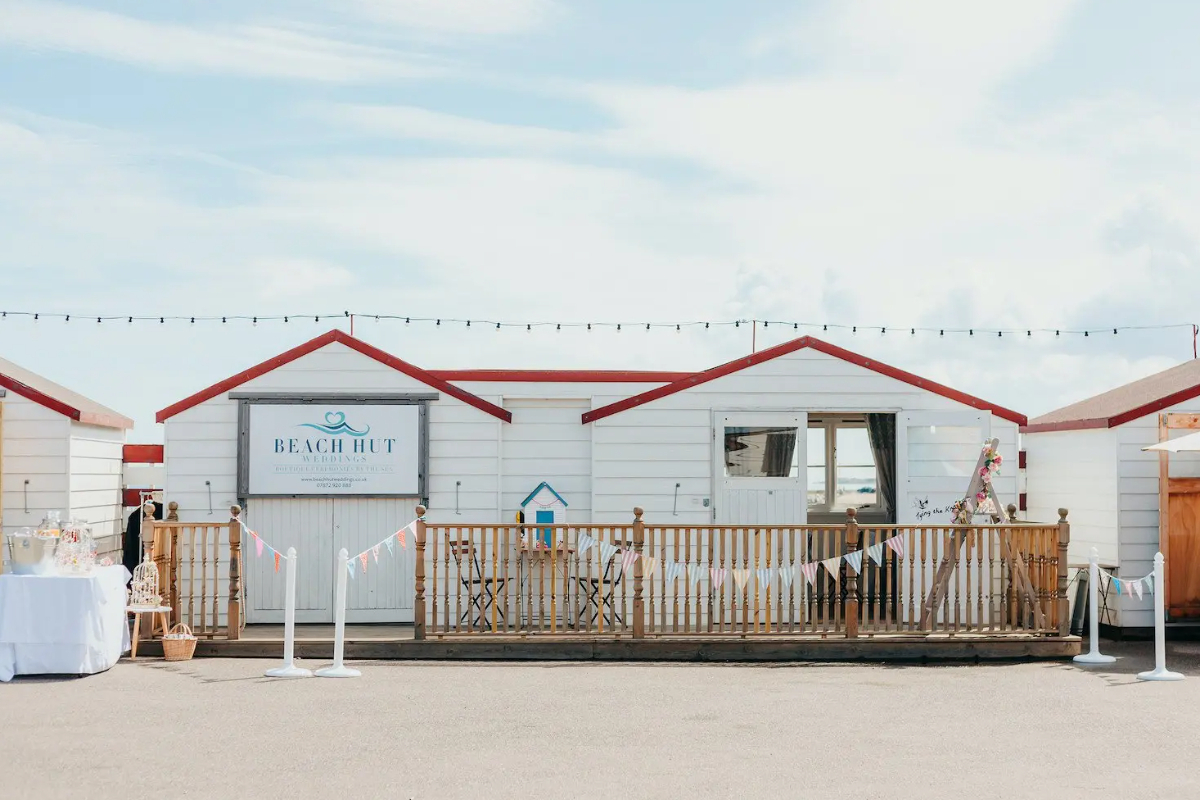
[0,308,1195,340]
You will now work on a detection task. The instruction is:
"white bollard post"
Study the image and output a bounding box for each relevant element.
[1137,552,1184,682]
[1074,547,1115,665]
[316,547,360,678]
[266,547,312,678]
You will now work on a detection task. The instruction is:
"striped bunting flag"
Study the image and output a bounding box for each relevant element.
[800,562,819,586]
[1113,578,1122,596]
[866,543,886,567]
[710,568,728,591]
[372,544,381,564]
[779,564,795,588]
[885,535,905,558]
[576,533,596,554]
[733,569,750,591]
[821,556,842,579]
[621,549,638,575]
[346,560,356,580]
[844,550,863,575]
[642,556,659,578]
[687,564,706,588]
[1132,578,1144,601]
[385,537,395,555]
[756,568,775,587]
[599,541,618,563]
[664,562,684,583]
[1146,573,1155,594]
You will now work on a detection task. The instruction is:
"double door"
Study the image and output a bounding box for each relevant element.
[244,497,417,624]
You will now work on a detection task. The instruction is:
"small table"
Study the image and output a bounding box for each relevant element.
[126,606,174,659]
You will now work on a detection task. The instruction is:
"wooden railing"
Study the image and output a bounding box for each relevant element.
[415,506,1070,640]
[146,502,243,639]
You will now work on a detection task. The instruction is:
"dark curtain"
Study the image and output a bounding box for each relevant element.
[762,429,798,477]
[865,414,896,521]
[122,502,163,577]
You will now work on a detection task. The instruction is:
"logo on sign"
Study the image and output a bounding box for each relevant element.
[298,411,370,437]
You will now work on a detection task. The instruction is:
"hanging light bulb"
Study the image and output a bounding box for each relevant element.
[65,315,70,322]
[676,324,681,332]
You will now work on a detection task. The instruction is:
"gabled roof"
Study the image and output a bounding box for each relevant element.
[582,336,1027,425]
[521,481,568,507]
[156,330,512,423]
[0,356,133,429]
[429,369,690,383]
[1024,359,1200,433]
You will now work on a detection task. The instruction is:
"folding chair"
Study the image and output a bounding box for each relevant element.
[575,549,625,629]
[449,539,507,631]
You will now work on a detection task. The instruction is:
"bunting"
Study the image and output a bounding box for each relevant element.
[621,550,639,575]
[844,551,863,575]
[664,562,684,583]
[359,552,369,573]
[885,536,906,558]
[710,568,727,591]
[779,565,795,587]
[867,543,885,567]
[643,557,659,578]
[600,541,619,564]
[346,561,356,580]
[1132,579,1144,601]
[350,519,418,575]
[687,564,706,588]
[385,537,395,556]
[1113,578,1122,596]
[239,521,285,567]
[821,556,842,578]
[274,551,281,573]
[255,535,264,558]
[733,569,750,591]
[577,533,596,555]
[755,568,775,587]
[372,544,381,564]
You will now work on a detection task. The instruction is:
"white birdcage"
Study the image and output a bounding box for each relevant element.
[129,557,162,607]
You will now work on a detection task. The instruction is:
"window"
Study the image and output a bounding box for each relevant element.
[723,427,800,478]
[807,416,880,513]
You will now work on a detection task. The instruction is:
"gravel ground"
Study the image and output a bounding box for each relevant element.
[6,638,1200,800]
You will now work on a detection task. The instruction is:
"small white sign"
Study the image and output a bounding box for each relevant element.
[247,404,420,496]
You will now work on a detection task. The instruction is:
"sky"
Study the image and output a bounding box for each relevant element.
[1,0,1199,443]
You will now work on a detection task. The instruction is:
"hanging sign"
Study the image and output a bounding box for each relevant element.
[246,404,420,495]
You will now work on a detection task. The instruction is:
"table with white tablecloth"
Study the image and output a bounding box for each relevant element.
[0,565,132,682]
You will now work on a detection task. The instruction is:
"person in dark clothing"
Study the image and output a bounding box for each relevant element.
[122,501,164,577]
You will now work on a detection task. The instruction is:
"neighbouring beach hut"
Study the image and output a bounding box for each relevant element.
[0,356,133,570]
[1024,359,1200,634]
[156,330,1026,627]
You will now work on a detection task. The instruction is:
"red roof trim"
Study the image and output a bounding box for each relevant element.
[429,369,691,383]
[156,330,512,424]
[1021,418,1110,434]
[582,336,1028,426]
[123,444,164,464]
[1107,383,1200,429]
[0,374,133,430]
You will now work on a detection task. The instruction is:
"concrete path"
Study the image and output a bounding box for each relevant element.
[6,639,1199,799]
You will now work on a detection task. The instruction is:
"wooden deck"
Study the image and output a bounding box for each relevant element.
[131,624,1080,662]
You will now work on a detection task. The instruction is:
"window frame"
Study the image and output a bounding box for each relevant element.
[806,415,882,515]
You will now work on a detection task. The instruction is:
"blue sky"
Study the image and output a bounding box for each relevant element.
[2,0,1199,441]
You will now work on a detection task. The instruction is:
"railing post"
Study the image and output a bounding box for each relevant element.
[228,504,242,641]
[845,508,859,639]
[633,507,645,639]
[414,505,427,641]
[1057,508,1070,637]
[167,501,180,626]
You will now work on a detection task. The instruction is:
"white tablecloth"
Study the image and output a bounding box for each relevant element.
[0,565,132,682]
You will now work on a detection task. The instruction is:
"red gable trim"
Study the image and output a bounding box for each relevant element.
[582,336,1028,426]
[0,374,133,430]
[156,330,512,424]
[1021,418,1110,434]
[123,444,164,464]
[429,369,691,383]
[1022,382,1200,434]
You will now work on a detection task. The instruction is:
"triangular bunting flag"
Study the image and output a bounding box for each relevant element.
[687,564,705,588]
[255,535,264,558]
[372,544,381,563]
[844,551,863,575]
[359,552,369,573]
[732,569,750,591]
[621,549,638,575]
[665,562,683,583]
[1132,579,1144,601]
[1113,578,1122,595]
[385,537,395,555]
[885,536,905,558]
[600,541,618,563]
[346,560,356,580]
[779,565,795,587]
[1146,573,1155,594]
[642,556,659,578]
[710,568,727,591]
[867,543,885,567]
[274,551,281,573]
[821,556,842,579]
[397,529,406,550]
[577,533,596,554]
[800,562,818,586]
[756,568,775,587]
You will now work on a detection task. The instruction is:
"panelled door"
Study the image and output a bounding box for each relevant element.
[244,497,416,624]
[1167,479,1200,619]
[713,412,808,525]
[894,411,991,525]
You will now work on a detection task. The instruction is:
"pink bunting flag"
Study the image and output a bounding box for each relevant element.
[885,535,905,558]
[621,549,638,575]
[800,562,819,586]
[372,544,381,563]
[359,552,369,572]
[397,528,406,549]
[709,568,727,591]
[255,535,263,558]
[273,551,281,573]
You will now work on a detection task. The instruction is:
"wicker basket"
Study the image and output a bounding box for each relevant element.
[162,623,197,662]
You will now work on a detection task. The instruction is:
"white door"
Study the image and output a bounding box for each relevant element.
[895,411,992,525]
[336,497,417,623]
[713,412,808,524]
[244,498,335,624]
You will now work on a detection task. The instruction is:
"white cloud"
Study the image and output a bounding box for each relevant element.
[346,0,556,37]
[0,1,438,81]
[331,104,583,151]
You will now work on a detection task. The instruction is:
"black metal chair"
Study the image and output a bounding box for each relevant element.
[449,539,507,631]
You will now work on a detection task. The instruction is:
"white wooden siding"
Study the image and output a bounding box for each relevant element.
[1,394,71,570]
[1023,428,1119,568]
[588,349,1020,524]
[502,399,591,521]
[68,423,125,554]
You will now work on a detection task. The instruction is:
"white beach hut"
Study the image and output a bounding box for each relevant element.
[0,356,133,570]
[1024,360,1200,634]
